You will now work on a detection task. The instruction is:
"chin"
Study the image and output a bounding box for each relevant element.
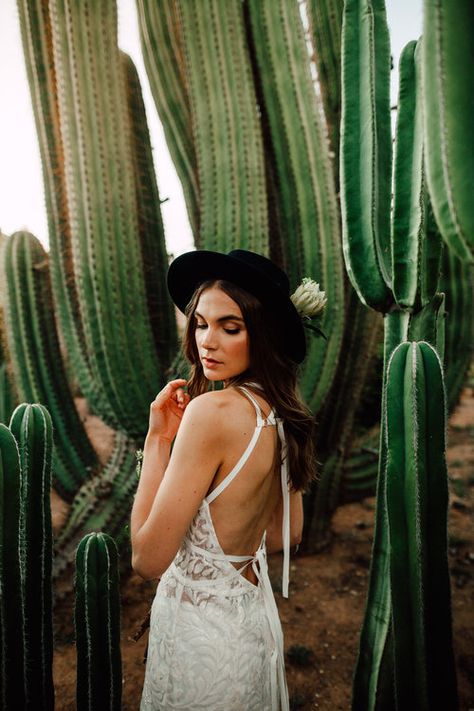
[203,366,247,383]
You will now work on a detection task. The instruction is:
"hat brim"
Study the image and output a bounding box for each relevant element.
[167,250,306,363]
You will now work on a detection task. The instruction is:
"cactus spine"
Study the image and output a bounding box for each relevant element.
[75,532,122,711]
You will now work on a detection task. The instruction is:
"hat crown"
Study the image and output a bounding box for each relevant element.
[228,250,290,295]
[167,248,305,362]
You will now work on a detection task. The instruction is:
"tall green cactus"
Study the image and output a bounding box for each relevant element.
[246,0,345,413]
[75,532,122,711]
[135,0,200,240]
[307,0,344,158]
[9,404,55,711]
[15,0,111,421]
[385,341,458,708]
[352,342,458,709]
[0,424,25,709]
[49,0,169,436]
[340,2,458,704]
[2,231,97,500]
[18,0,176,437]
[422,0,474,263]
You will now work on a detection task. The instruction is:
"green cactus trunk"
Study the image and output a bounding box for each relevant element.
[307,0,344,159]
[0,424,25,709]
[135,0,199,240]
[16,0,113,421]
[245,0,345,413]
[49,0,164,435]
[422,0,474,263]
[2,231,97,500]
[9,404,55,711]
[384,341,458,709]
[75,532,122,711]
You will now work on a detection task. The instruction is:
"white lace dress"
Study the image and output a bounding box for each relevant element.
[140,386,291,711]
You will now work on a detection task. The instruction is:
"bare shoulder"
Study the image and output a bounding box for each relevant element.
[182,388,250,433]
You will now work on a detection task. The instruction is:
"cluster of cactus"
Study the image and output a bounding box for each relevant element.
[0,403,121,710]
[0,0,469,653]
[337,0,462,706]
[0,0,470,708]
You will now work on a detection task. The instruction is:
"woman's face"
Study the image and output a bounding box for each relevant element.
[194,287,250,382]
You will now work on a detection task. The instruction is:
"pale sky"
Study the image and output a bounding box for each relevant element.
[0,0,422,255]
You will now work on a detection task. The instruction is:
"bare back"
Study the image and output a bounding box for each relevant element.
[204,385,283,566]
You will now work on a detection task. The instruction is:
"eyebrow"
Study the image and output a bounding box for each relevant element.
[195,311,244,323]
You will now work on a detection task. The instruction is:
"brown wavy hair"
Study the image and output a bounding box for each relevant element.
[182,279,318,492]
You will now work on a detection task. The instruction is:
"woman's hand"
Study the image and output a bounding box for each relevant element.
[147,379,191,442]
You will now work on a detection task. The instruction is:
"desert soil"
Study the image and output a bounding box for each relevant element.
[52,384,474,710]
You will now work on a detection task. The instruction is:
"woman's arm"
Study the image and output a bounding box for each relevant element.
[131,390,225,580]
[265,489,303,554]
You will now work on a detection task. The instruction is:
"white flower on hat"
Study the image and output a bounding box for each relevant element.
[290,277,327,319]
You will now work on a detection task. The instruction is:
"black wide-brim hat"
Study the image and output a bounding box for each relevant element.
[167,249,306,363]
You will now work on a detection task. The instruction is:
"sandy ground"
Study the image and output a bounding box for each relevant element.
[51,384,474,710]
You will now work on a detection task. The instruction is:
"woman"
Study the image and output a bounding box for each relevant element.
[131,249,325,710]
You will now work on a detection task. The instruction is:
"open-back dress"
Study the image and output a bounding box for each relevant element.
[140,384,291,711]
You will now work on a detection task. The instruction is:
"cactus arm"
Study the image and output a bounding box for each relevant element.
[54,434,136,593]
[75,532,122,711]
[392,41,425,310]
[340,0,393,310]
[122,51,178,367]
[417,201,443,310]
[0,424,25,709]
[246,0,345,413]
[422,0,474,263]
[307,0,344,157]
[3,232,97,498]
[177,0,268,252]
[136,0,200,240]
[15,0,111,417]
[407,293,446,359]
[50,0,164,435]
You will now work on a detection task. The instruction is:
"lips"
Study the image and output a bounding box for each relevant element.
[202,357,221,366]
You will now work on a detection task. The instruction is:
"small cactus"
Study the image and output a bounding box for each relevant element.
[9,403,55,710]
[75,532,122,711]
[0,423,25,709]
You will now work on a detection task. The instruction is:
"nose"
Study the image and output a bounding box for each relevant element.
[200,327,218,351]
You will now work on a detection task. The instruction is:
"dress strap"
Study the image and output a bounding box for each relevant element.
[275,417,290,599]
[205,386,273,505]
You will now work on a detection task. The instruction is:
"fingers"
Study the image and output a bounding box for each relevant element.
[152,379,189,409]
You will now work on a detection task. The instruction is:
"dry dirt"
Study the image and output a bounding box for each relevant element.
[52,385,474,710]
